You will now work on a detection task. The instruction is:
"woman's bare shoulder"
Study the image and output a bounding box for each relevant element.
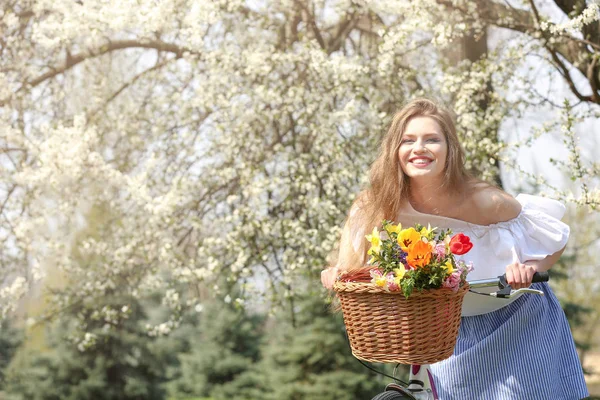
[467,183,522,225]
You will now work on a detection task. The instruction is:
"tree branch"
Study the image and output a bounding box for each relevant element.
[587,54,599,102]
[553,0,584,17]
[548,44,593,101]
[438,0,600,104]
[328,11,358,53]
[0,185,17,217]
[28,39,187,88]
[294,0,327,51]
[0,39,193,107]
[88,56,179,119]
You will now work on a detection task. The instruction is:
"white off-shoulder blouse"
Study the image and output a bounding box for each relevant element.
[351,194,570,316]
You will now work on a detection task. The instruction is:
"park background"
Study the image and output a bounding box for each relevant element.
[1,0,600,399]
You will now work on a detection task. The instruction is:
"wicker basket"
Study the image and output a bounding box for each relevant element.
[333,281,469,365]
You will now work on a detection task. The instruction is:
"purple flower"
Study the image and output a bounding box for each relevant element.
[370,268,383,279]
[392,242,408,266]
[434,243,446,259]
[456,261,474,278]
[443,272,461,292]
[386,272,400,291]
[465,261,474,273]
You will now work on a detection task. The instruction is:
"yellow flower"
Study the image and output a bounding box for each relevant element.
[385,223,402,236]
[443,259,454,274]
[420,223,436,238]
[398,228,421,252]
[393,266,406,284]
[366,227,381,255]
[374,276,387,287]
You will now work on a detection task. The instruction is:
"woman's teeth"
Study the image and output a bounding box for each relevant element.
[412,159,431,164]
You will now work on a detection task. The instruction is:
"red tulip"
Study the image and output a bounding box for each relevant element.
[449,233,473,255]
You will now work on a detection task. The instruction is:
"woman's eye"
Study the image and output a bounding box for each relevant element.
[427,138,440,143]
[401,139,414,144]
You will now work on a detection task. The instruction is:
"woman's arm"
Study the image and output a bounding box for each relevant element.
[525,246,567,272]
[320,223,350,289]
[506,246,565,290]
[321,206,366,289]
[472,187,556,290]
[476,189,568,288]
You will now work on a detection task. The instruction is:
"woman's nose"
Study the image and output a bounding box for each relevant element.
[414,141,427,152]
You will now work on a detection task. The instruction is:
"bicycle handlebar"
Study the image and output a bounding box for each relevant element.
[468,271,550,299]
[468,271,549,288]
[531,271,550,283]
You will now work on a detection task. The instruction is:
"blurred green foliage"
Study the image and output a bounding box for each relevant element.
[3,297,165,400]
[1,283,394,400]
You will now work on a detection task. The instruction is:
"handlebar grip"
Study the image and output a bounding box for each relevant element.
[532,271,550,283]
[498,271,549,288]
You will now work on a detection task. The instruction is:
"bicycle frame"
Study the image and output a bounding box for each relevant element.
[383,364,438,400]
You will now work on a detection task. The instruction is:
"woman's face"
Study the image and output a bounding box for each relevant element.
[398,116,448,182]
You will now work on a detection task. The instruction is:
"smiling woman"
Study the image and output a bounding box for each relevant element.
[322,98,589,400]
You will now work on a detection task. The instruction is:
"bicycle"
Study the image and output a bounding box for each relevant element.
[363,271,550,400]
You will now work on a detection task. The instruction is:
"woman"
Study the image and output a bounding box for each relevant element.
[321,99,588,399]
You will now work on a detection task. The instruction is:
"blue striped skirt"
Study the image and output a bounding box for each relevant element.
[429,283,589,399]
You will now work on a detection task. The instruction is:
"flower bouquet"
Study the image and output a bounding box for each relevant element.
[333,221,474,364]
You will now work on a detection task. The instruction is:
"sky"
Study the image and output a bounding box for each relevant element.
[488,9,600,197]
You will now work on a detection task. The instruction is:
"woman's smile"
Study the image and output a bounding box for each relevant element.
[409,156,434,167]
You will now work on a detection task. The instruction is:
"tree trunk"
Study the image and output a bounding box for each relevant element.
[445,28,504,188]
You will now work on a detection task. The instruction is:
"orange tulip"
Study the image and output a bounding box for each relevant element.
[406,240,432,268]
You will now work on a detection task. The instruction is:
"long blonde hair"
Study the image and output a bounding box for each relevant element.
[331,98,473,271]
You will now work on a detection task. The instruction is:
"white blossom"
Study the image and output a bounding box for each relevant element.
[1,0,598,332]
[541,3,600,34]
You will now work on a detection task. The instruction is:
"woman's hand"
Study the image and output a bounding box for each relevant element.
[505,261,537,290]
[321,267,339,289]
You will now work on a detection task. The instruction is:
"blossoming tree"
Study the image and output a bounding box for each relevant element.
[1,0,598,343]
